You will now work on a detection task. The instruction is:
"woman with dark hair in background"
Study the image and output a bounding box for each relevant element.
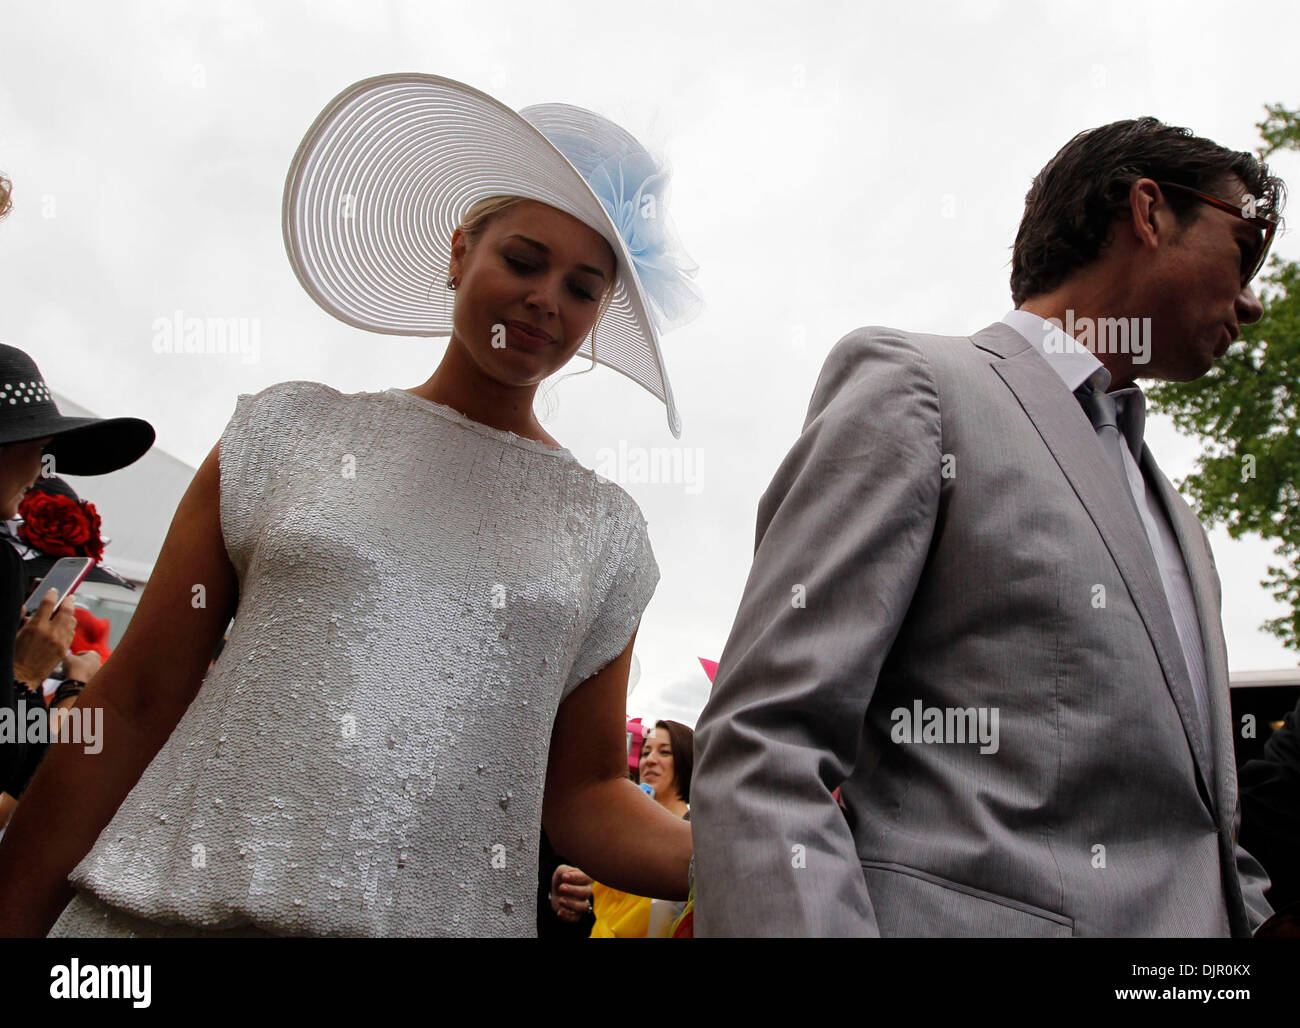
[575,719,693,938]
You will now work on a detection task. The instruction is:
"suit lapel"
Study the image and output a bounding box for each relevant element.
[1142,454,1252,931]
[1141,455,1234,815]
[972,324,1216,797]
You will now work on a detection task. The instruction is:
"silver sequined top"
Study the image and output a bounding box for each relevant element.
[68,382,659,937]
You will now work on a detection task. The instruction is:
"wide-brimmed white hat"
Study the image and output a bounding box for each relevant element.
[282,73,700,438]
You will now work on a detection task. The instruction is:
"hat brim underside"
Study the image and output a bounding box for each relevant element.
[21,552,136,590]
[21,417,156,476]
[282,73,681,437]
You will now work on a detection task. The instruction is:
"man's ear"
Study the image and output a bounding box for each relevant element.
[1128,177,1167,253]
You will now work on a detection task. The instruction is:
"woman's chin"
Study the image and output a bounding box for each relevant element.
[480,350,557,387]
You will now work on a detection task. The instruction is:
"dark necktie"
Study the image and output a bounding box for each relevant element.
[1074,379,1145,519]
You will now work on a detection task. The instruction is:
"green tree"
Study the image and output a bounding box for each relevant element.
[1147,105,1300,652]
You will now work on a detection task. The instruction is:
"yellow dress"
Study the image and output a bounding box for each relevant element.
[588,805,689,938]
[589,881,652,938]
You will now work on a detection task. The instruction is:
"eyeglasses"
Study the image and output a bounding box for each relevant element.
[1156,180,1279,288]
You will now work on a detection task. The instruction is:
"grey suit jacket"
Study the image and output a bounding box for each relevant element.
[692,323,1272,937]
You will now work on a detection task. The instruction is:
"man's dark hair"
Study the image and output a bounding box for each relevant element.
[1011,116,1285,305]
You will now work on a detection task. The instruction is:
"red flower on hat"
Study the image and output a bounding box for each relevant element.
[17,492,104,563]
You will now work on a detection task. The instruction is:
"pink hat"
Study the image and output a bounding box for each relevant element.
[626,717,647,771]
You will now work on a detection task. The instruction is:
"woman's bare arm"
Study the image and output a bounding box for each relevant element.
[542,629,691,901]
[0,443,238,936]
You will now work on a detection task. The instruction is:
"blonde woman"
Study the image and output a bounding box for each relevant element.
[0,75,699,937]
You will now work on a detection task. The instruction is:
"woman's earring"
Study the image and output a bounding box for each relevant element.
[446,277,457,291]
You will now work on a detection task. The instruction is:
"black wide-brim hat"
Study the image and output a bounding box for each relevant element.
[20,550,135,589]
[0,344,154,475]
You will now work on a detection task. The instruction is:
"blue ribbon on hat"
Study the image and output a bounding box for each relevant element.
[535,122,702,334]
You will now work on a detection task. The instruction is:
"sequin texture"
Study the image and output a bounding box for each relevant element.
[65,382,659,937]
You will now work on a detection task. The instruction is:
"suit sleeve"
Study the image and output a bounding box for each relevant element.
[691,328,943,936]
[1235,809,1275,932]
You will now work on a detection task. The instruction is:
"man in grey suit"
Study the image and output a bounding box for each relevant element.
[692,117,1283,937]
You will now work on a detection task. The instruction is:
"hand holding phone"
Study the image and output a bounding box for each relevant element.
[13,588,79,689]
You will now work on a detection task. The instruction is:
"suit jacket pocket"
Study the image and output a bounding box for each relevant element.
[860,860,1073,938]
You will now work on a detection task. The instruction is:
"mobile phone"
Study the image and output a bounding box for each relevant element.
[22,557,95,617]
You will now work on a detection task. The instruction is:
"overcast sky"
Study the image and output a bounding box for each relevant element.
[2,0,1298,727]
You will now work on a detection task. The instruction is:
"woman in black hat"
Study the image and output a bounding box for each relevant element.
[0,343,152,826]
[0,428,68,825]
